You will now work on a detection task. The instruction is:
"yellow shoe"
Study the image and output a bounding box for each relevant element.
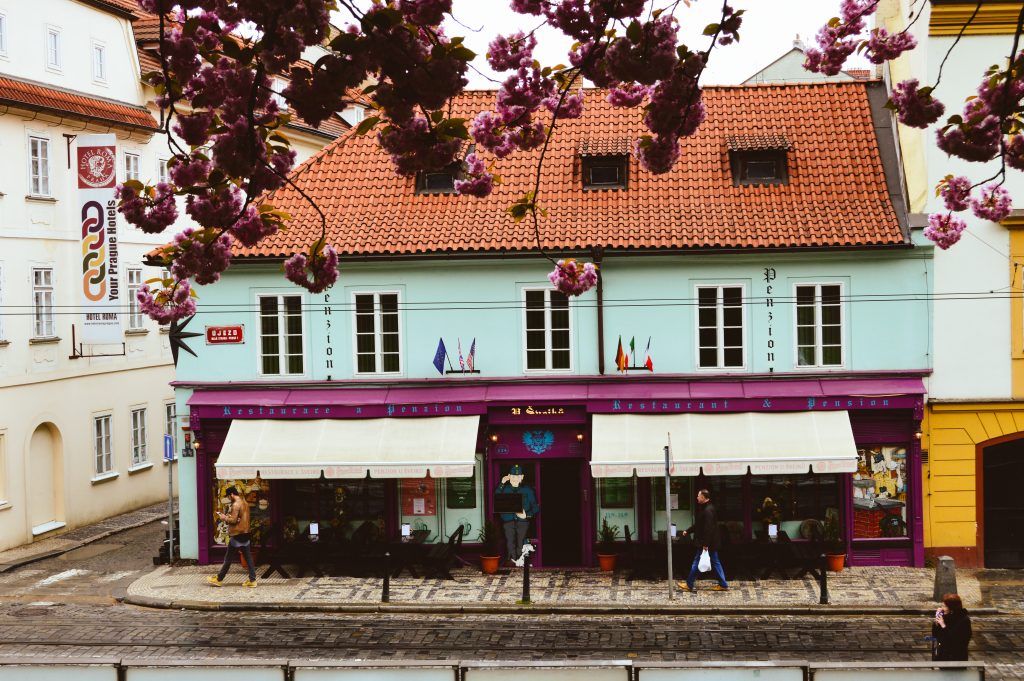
[242,579,257,588]
[711,584,729,591]
[207,576,223,587]
[676,581,694,592]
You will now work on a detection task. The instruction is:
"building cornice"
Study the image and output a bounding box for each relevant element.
[929,3,1024,36]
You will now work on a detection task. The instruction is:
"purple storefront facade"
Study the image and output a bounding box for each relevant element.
[186,374,927,568]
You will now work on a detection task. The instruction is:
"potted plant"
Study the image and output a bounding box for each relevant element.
[596,518,620,572]
[477,520,501,574]
[823,511,846,572]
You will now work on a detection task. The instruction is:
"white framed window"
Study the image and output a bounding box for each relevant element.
[258,294,304,375]
[523,288,572,371]
[795,283,844,367]
[353,292,401,374]
[94,414,112,475]
[0,12,9,58]
[31,267,54,338]
[45,26,61,70]
[130,407,147,466]
[344,105,365,124]
[126,267,144,329]
[124,152,140,182]
[696,285,745,369]
[28,135,51,197]
[92,42,106,81]
[157,158,169,184]
[0,431,7,505]
[270,77,288,109]
[164,402,177,456]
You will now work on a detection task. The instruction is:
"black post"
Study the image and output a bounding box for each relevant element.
[382,552,390,603]
[818,554,829,605]
[521,542,533,604]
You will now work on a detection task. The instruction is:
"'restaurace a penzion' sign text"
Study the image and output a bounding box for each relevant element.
[77,134,121,345]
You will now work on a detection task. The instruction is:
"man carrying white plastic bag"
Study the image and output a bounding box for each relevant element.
[678,488,729,592]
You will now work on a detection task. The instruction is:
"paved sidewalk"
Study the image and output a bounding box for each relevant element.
[125,563,987,614]
[0,502,173,573]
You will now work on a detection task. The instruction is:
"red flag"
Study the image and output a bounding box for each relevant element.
[644,336,653,371]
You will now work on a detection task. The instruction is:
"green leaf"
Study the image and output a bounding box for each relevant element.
[431,110,445,123]
[355,115,381,136]
[652,8,663,19]
[828,17,841,27]
[508,203,530,222]
[450,46,476,62]
[703,23,720,36]
[627,20,642,43]
[436,117,469,139]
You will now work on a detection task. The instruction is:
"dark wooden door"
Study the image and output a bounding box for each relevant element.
[983,439,1024,568]
[538,460,584,566]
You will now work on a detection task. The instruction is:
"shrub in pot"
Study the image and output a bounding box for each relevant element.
[596,518,620,571]
[477,520,501,574]
[823,512,846,573]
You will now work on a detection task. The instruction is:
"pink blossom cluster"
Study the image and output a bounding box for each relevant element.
[284,242,340,293]
[924,212,967,250]
[971,184,1012,223]
[805,1,914,75]
[889,80,945,129]
[136,279,197,325]
[548,258,599,297]
[117,182,178,234]
[170,227,234,286]
[454,153,495,198]
[939,175,971,212]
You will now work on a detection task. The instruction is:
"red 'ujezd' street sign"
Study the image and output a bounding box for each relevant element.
[206,325,244,344]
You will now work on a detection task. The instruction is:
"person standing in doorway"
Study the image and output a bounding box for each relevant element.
[495,464,539,566]
[208,486,257,587]
[932,593,972,660]
[678,488,728,592]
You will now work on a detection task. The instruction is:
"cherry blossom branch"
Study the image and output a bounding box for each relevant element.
[933,0,983,91]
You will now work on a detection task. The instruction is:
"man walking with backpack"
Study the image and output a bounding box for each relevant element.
[678,488,728,592]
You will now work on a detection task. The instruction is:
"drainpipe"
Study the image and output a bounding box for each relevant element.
[594,247,605,375]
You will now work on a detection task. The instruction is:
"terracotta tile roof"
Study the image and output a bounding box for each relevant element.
[578,137,632,156]
[726,133,791,151]
[82,0,140,18]
[0,75,158,131]
[844,68,873,80]
[240,82,904,258]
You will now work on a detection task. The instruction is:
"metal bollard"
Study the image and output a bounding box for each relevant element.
[818,554,829,605]
[521,543,533,604]
[382,551,390,603]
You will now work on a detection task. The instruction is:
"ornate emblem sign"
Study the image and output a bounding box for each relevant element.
[77,146,117,188]
[522,430,555,455]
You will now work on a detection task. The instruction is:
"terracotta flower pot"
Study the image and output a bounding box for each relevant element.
[480,555,501,574]
[826,553,846,572]
[597,553,617,572]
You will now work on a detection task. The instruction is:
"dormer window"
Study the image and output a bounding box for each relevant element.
[727,133,791,186]
[578,137,630,190]
[415,163,460,194]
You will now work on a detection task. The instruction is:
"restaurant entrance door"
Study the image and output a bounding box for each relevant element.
[538,460,586,566]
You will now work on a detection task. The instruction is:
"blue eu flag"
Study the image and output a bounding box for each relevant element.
[432,338,447,375]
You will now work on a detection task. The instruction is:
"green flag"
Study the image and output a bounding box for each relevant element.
[630,336,635,356]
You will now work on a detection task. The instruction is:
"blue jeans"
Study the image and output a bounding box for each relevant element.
[218,535,256,581]
[686,548,728,589]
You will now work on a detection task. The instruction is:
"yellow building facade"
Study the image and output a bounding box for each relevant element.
[887,1,1024,567]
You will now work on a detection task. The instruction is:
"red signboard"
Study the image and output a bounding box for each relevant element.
[206,325,244,344]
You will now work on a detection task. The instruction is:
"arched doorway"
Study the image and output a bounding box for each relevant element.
[980,436,1024,568]
[27,423,64,535]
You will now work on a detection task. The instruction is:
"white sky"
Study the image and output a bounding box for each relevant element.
[332,1,870,88]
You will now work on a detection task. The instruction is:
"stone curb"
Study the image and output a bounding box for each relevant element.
[122,593,1003,617]
[0,513,165,574]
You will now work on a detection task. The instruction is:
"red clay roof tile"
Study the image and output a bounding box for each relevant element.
[0,75,158,131]
[239,82,903,258]
[726,133,791,151]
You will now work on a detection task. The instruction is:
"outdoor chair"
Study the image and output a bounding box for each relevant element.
[421,524,465,579]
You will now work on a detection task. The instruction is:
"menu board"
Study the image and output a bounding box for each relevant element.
[400,477,437,516]
[445,475,477,509]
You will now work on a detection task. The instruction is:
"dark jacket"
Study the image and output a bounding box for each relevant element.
[686,501,720,551]
[932,609,972,661]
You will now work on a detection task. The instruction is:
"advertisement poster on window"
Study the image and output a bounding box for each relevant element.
[445,475,476,509]
[401,477,437,516]
[852,446,908,538]
[76,134,121,345]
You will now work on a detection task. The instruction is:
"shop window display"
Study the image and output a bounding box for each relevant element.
[652,476,693,540]
[852,446,908,538]
[596,478,636,541]
[749,474,839,540]
[213,478,271,546]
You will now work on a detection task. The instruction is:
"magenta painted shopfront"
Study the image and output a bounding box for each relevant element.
[186,375,926,568]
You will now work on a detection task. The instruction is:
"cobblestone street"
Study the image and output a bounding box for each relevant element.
[0,520,1021,680]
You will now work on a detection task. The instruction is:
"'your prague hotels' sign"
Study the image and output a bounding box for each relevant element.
[77,134,121,345]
